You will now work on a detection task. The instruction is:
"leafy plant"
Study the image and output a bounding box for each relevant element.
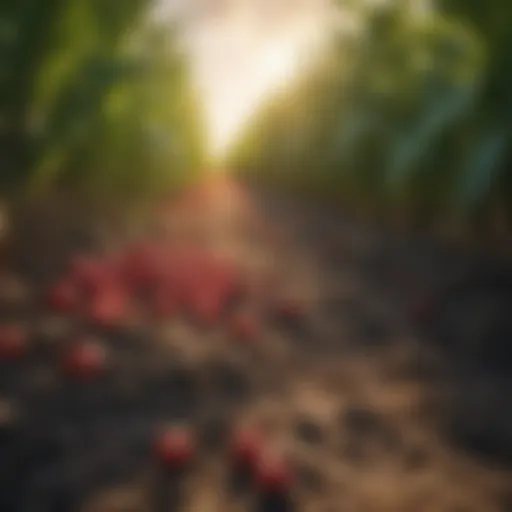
[229,0,512,234]
[0,0,205,205]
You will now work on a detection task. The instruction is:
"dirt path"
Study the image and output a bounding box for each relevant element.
[0,178,511,512]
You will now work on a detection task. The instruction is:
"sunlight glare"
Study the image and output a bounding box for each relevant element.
[158,0,338,160]
[204,37,308,157]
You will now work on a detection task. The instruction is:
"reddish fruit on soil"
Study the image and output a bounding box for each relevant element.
[155,426,195,468]
[255,454,292,493]
[62,340,106,379]
[231,314,259,342]
[121,243,167,292]
[89,287,128,326]
[0,325,27,361]
[165,251,195,304]
[230,429,263,468]
[208,258,234,288]
[47,279,79,313]
[70,256,110,296]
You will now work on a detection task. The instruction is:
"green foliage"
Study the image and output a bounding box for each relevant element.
[0,0,205,205]
[229,0,512,228]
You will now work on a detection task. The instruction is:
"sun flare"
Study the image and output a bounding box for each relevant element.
[158,0,338,159]
[202,37,310,156]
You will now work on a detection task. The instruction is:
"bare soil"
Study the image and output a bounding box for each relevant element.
[0,179,511,512]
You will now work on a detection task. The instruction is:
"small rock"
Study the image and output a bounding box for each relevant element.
[149,363,201,419]
[170,366,199,401]
[0,274,30,307]
[340,439,366,465]
[207,358,251,404]
[294,417,324,445]
[403,444,429,471]
[35,317,71,345]
[350,309,391,345]
[499,490,512,512]
[0,398,18,435]
[341,405,404,457]
[295,461,325,492]
[341,405,383,436]
[84,486,145,512]
[197,410,232,452]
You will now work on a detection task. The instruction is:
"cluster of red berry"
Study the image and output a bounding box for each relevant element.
[44,241,304,337]
[46,243,238,325]
[154,425,293,511]
[0,324,106,380]
[0,237,306,381]
[0,239,305,510]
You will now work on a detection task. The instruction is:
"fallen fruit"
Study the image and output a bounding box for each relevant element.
[46,279,79,313]
[121,243,167,292]
[230,429,263,468]
[70,256,111,296]
[255,454,292,493]
[155,426,195,468]
[62,339,106,379]
[89,287,128,327]
[0,325,27,361]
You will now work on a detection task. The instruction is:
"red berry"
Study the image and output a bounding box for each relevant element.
[155,426,194,468]
[255,454,291,493]
[166,253,194,302]
[62,340,106,379]
[70,256,111,296]
[209,258,232,288]
[230,429,262,468]
[0,325,27,361]
[89,287,128,326]
[122,243,167,291]
[47,279,79,313]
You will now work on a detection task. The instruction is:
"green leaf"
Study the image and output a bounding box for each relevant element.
[457,127,509,209]
[386,81,479,189]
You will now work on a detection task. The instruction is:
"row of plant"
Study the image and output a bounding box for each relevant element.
[228,0,512,239]
[0,0,206,211]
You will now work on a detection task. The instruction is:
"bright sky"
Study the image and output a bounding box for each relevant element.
[156,0,340,156]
